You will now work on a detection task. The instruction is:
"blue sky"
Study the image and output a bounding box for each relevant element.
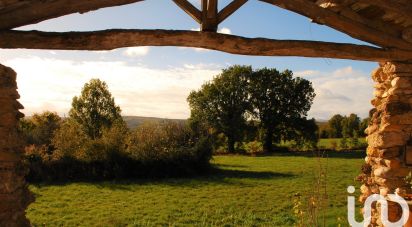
[0,0,376,120]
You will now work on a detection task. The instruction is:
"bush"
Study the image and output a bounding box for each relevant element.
[19,111,61,146]
[25,120,212,181]
[241,141,263,155]
[126,121,212,176]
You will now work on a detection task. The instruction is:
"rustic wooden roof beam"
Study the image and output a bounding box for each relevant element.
[0,0,144,30]
[259,0,412,50]
[172,0,202,24]
[0,29,411,62]
[315,0,402,38]
[356,0,412,22]
[218,0,249,24]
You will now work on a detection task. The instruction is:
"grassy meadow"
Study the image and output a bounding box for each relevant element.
[27,152,363,226]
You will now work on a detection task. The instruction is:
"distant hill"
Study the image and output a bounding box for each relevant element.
[122,116,187,129]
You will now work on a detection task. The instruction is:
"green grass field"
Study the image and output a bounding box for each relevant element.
[317,138,367,148]
[27,153,364,226]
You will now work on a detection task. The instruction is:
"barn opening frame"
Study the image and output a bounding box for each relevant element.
[1,0,412,225]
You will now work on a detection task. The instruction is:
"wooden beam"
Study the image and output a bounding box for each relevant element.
[356,0,412,22]
[218,0,248,24]
[259,0,412,51]
[0,0,144,30]
[201,0,218,31]
[315,0,402,38]
[207,0,218,19]
[172,0,202,24]
[0,29,411,62]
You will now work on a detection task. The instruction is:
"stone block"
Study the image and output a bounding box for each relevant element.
[367,131,407,149]
[383,62,412,74]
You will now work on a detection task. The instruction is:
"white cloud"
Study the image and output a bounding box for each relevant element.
[5,57,220,119]
[296,66,373,120]
[218,27,232,34]
[123,47,150,57]
[4,56,373,120]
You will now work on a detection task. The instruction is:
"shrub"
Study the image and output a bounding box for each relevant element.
[242,141,263,155]
[25,119,212,181]
[19,111,61,146]
[126,121,212,176]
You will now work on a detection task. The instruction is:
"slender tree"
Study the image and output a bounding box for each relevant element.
[187,65,251,153]
[328,114,344,138]
[247,68,315,152]
[69,79,122,139]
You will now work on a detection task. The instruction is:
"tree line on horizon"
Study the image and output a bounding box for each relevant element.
[318,113,369,139]
[20,79,211,181]
[19,65,365,181]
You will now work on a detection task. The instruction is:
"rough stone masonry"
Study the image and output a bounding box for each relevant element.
[0,64,33,226]
[359,62,412,226]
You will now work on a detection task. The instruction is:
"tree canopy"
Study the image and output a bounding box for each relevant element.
[247,68,315,152]
[69,79,122,139]
[187,65,251,153]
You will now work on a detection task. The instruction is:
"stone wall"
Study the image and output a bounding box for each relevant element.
[0,64,33,226]
[359,62,412,226]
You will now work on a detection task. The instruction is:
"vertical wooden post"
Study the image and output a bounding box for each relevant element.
[0,64,33,226]
[201,0,218,32]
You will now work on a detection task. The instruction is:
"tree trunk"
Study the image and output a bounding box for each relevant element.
[227,136,235,153]
[263,126,273,152]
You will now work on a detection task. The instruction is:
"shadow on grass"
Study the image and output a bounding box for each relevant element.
[207,167,294,180]
[31,167,295,190]
[259,150,365,159]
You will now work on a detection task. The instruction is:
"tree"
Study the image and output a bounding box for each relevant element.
[187,65,251,153]
[19,111,61,146]
[247,68,315,152]
[328,114,344,138]
[341,113,360,138]
[359,117,370,137]
[69,79,122,139]
[285,118,319,149]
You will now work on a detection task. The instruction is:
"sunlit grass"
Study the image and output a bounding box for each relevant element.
[28,153,363,226]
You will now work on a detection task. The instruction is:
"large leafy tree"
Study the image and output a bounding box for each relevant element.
[328,114,344,138]
[187,65,251,153]
[247,68,315,152]
[69,79,122,139]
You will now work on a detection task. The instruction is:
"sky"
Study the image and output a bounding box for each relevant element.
[0,0,377,120]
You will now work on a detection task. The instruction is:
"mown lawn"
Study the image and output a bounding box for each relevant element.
[27,152,364,226]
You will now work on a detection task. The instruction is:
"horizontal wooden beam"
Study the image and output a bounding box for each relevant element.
[0,29,411,62]
[218,0,248,24]
[0,0,144,30]
[259,0,412,51]
[172,0,202,24]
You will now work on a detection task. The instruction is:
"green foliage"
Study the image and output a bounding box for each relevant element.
[188,66,316,153]
[241,141,263,155]
[69,79,122,139]
[359,117,370,137]
[247,68,316,152]
[339,137,348,150]
[27,119,212,181]
[328,114,344,138]
[51,119,89,160]
[188,65,252,153]
[19,111,61,146]
[341,113,360,138]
